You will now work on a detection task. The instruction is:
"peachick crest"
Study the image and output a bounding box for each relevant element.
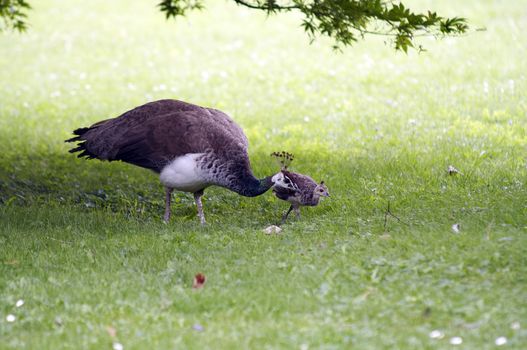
[271,151,295,170]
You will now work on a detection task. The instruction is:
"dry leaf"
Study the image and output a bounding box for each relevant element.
[193,273,206,289]
[106,326,117,338]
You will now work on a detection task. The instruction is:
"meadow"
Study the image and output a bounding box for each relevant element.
[0,0,526,348]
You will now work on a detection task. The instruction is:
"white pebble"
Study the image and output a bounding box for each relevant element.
[450,336,463,345]
[495,337,507,346]
[429,330,444,339]
[6,314,16,322]
[447,165,462,175]
[15,299,24,307]
[112,342,123,350]
[263,225,282,235]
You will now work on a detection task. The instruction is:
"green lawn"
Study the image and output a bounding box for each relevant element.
[1,0,526,349]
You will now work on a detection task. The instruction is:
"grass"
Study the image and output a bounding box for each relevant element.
[1,0,526,348]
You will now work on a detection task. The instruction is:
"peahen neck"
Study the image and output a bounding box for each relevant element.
[232,175,274,197]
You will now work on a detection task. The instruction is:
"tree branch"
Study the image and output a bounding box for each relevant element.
[2,0,470,52]
[232,0,298,11]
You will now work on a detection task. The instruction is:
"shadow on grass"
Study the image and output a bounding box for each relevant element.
[3,146,524,233]
[0,150,294,226]
[0,145,343,206]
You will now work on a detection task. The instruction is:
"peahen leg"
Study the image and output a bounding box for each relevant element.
[163,187,173,223]
[194,189,206,225]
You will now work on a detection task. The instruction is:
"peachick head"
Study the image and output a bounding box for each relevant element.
[314,181,330,198]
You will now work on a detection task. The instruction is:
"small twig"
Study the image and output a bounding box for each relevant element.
[383,202,389,230]
[383,201,409,231]
[232,0,298,11]
[485,221,494,241]
[47,236,73,245]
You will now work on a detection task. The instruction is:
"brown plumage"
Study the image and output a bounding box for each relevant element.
[66,99,275,224]
[272,169,329,224]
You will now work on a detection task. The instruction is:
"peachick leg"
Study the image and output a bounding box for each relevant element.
[163,187,173,223]
[294,206,301,219]
[281,205,294,224]
[194,190,206,225]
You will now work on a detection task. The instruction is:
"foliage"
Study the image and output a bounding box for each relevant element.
[158,0,204,18]
[0,0,468,51]
[159,0,469,51]
[0,0,30,31]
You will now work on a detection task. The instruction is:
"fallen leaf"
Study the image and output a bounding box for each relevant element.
[193,273,206,289]
[106,326,117,338]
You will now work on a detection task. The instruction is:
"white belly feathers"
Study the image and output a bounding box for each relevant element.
[159,153,209,192]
